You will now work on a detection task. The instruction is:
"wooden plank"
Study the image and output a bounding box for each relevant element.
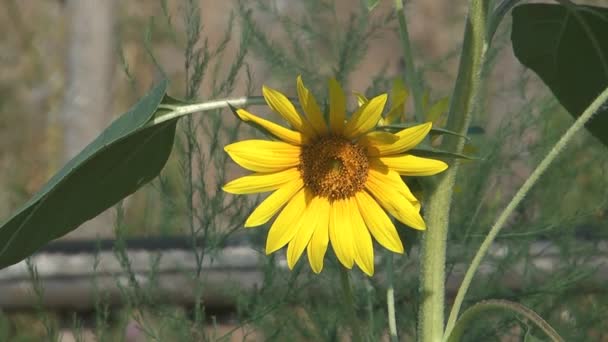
[0,241,606,310]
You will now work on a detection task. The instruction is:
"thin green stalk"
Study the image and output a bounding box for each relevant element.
[488,0,524,41]
[446,300,563,342]
[394,0,424,122]
[386,254,398,342]
[340,267,363,342]
[417,1,489,341]
[443,86,608,339]
[149,96,268,126]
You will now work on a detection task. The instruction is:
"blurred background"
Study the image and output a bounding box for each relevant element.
[0,0,607,341]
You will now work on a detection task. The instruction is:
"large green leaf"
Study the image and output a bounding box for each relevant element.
[512,4,608,146]
[0,80,179,269]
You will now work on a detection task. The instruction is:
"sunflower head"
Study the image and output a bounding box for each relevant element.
[223,76,448,276]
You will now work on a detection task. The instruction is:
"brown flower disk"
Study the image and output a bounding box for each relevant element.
[299,136,369,201]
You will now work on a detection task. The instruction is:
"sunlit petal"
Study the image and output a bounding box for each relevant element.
[297,75,327,135]
[344,93,388,139]
[354,92,369,107]
[329,78,346,134]
[223,168,301,194]
[365,173,426,230]
[287,193,324,269]
[365,122,432,156]
[265,188,309,253]
[376,155,448,176]
[329,199,355,268]
[234,108,304,145]
[307,197,331,273]
[367,166,418,203]
[262,85,314,135]
[244,178,303,227]
[359,131,400,146]
[348,197,374,276]
[355,191,404,253]
[225,140,301,172]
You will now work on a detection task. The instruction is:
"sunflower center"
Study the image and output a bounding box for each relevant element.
[299,136,369,201]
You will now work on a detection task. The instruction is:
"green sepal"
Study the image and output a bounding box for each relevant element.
[409,146,478,160]
[378,123,471,141]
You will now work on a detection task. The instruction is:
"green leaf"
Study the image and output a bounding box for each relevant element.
[409,147,478,160]
[512,4,608,147]
[378,124,471,141]
[424,96,449,123]
[0,80,179,270]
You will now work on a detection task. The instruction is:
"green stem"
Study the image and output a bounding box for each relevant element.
[386,254,398,342]
[339,267,363,342]
[488,0,524,42]
[417,175,450,342]
[148,96,268,126]
[394,0,425,122]
[446,300,564,342]
[443,86,608,340]
[417,1,489,341]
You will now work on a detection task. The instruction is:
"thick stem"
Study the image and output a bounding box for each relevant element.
[417,171,452,342]
[444,86,608,339]
[417,1,489,341]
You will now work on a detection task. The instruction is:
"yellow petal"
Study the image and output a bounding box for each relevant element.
[225,140,301,172]
[412,198,421,212]
[376,155,448,176]
[390,78,409,108]
[329,78,346,134]
[365,172,425,230]
[265,188,309,253]
[354,92,369,107]
[355,191,404,254]
[262,85,313,134]
[367,167,418,204]
[307,197,330,273]
[286,194,323,269]
[364,122,432,156]
[235,109,304,145]
[245,178,303,227]
[344,93,388,139]
[329,198,355,268]
[384,78,409,125]
[348,197,374,276]
[296,76,327,135]
[223,168,301,194]
[358,131,399,145]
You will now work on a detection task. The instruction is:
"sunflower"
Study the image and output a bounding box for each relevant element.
[223,76,448,276]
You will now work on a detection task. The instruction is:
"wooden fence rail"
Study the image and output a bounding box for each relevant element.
[0,238,606,310]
